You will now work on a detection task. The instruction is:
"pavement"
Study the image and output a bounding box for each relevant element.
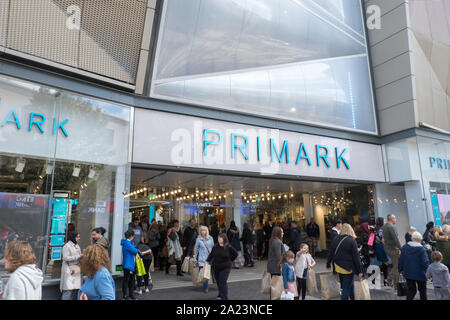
[118,257,444,300]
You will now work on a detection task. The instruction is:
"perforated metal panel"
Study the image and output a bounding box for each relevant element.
[8,0,81,67]
[3,0,148,85]
[78,0,147,83]
[0,0,9,47]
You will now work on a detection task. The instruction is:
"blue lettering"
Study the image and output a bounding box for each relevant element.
[270,139,289,164]
[336,148,350,169]
[437,158,443,169]
[29,112,45,133]
[316,145,330,168]
[430,157,436,168]
[53,118,69,137]
[203,129,222,156]
[296,143,311,166]
[231,133,248,160]
[2,109,21,129]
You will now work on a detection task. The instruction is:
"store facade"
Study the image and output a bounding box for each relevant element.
[0,74,132,281]
[129,108,386,250]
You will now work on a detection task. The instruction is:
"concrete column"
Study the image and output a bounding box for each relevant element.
[232,185,242,232]
[404,181,429,234]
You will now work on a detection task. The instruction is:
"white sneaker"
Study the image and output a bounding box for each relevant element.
[135,290,142,295]
[145,288,150,293]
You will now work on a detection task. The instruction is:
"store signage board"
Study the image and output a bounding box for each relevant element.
[51,247,62,261]
[133,109,386,182]
[50,235,65,247]
[430,193,442,227]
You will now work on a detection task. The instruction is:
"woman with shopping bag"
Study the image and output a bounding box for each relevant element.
[267,226,286,299]
[295,243,316,300]
[326,223,364,300]
[192,226,214,293]
[205,233,238,300]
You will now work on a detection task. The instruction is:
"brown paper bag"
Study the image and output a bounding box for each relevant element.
[191,266,202,286]
[354,279,371,300]
[182,257,190,273]
[320,273,341,300]
[150,259,154,272]
[270,275,283,300]
[261,271,271,294]
[306,268,318,295]
[188,258,195,274]
[202,264,211,282]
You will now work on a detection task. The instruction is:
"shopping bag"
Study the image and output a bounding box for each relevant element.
[191,266,202,286]
[354,279,371,300]
[182,257,190,273]
[261,271,271,294]
[202,264,211,282]
[320,273,341,300]
[397,274,408,297]
[188,258,195,274]
[306,269,318,295]
[150,259,155,272]
[136,254,146,277]
[280,291,294,300]
[270,275,283,300]
[368,233,375,246]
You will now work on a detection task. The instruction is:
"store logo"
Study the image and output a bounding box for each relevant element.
[66,5,81,30]
[429,157,450,170]
[1,109,69,137]
[203,129,350,170]
[366,5,381,30]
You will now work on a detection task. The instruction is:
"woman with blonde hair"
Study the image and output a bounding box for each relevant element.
[0,241,43,300]
[78,245,115,300]
[326,223,363,300]
[193,225,214,293]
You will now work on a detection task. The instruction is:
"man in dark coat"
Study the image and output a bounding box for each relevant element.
[263,221,272,258]
[288,221,302,255]
[181,219,198,260]
[330,219,343,244]
[306,218,320,257]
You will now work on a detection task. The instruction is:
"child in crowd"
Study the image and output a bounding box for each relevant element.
[281,251,298,299]
[295,243,316,300]
[426,251,450,300]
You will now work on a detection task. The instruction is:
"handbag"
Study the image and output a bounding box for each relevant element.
[306,268,318,295]
[397,274,408,297]
[367,233,375,246]
[150,259,155,272]
[136,254,146,277]
[182,257,190,273]
[354,279,371,300]
[191,266,202,286]
[280,291,294,300]
[270,275,283,300]
[69,264,81,275]
[320,273,341,300]
[261,271,271,294]
[197,264,211,283]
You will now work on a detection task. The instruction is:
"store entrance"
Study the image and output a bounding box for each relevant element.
[128,168,375,251]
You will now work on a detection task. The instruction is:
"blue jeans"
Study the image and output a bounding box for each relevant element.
[339,273,355,300]
[215,268,231,300]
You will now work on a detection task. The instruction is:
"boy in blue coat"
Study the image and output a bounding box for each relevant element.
[121,230,139,300]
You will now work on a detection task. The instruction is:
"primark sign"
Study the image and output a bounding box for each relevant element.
[133,109,386,182]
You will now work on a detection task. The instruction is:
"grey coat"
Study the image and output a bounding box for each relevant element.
[267,237,285,275]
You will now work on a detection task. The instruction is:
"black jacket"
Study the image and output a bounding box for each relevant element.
[206,244,238,271]
[263,225,272,241]
[405,232,412,243]
[423,229,436,249]
[182,226,198,254]
[306,223,320,238]
[330,229,339,243]
[288,227,302,252]
[327,235,363,275]
[241,227,254,245]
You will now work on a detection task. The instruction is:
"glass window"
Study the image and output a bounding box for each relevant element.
[0,75,131,281]
[150,0,376,134]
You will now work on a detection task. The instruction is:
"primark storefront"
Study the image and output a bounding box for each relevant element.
[0,0,420,297]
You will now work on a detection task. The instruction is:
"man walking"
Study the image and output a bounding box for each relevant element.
[306,218,320,257]
[128,217,145,248]
[330,219,342,244]
[182,219,198,260]
[399,232,429,300]
[288,221,302,255]
[382,214,402,288]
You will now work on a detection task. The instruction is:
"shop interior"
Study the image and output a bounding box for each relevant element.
[129,168,375,251]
